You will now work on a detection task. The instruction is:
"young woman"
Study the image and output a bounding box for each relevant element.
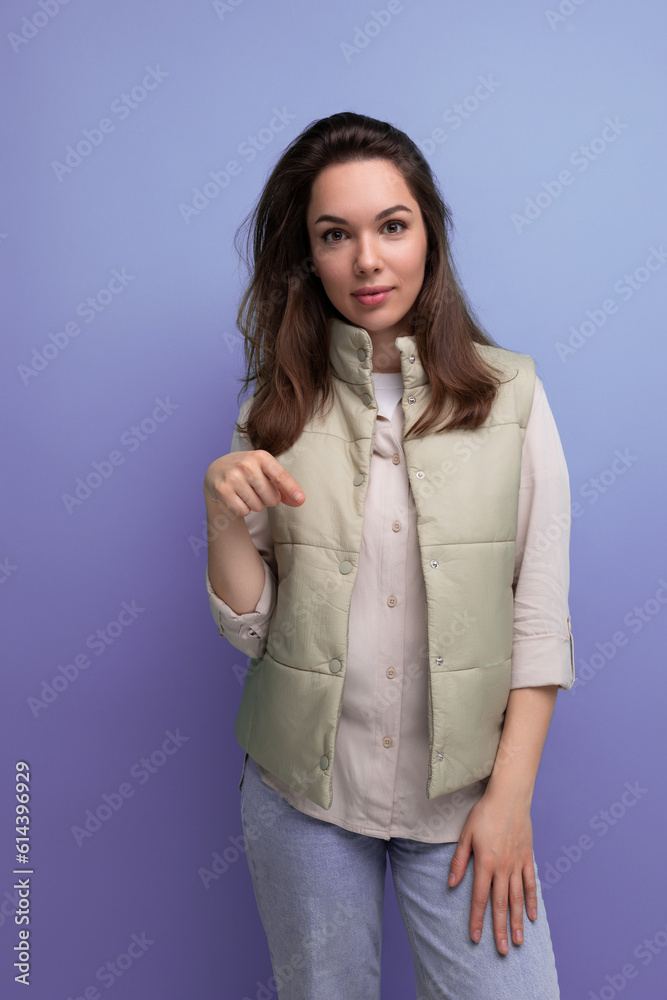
[203,112,575,999]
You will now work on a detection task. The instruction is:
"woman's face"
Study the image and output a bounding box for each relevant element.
[306,158,429,339]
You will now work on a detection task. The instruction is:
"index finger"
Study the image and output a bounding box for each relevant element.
[260,453,305,506]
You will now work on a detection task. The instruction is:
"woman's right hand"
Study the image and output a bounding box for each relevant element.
[203,450,306,521]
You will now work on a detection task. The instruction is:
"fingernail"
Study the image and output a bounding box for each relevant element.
[514,929,523,944]
[293,491,304,501]
[529,909,537,920]
[500,939,508,953]
[472,929,481,942]
[448,873,456,885]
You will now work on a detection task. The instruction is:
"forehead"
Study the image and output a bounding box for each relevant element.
[307,159,414,219]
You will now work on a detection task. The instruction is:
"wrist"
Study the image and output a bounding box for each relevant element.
[484,770,535,809]
[205,497,244,539]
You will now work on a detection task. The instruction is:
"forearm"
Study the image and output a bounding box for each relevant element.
[484,685,559,808]
[205,497,266,614]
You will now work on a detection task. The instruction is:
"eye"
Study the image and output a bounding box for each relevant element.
[322,229,346,244]
[384,220,406,234]
[322,220,407,243]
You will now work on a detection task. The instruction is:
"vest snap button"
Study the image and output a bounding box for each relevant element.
[409,355,415,363]
[430,559,439,569]
[319,755,329,770]
[435,656,443,665]
[437,753,443,761]
[329,658,341,673]
[339,560,352,574]
[353,473,364,486]
[362,392,371,405]
[416,470,425,479]
[357,348,366,360]
[408,395,416,404]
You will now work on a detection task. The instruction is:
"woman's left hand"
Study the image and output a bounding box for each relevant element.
[445,788,538,955]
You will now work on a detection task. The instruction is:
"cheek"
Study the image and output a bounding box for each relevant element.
[392,239,427,277]
[410,245,428,283]
[318,255,349,289]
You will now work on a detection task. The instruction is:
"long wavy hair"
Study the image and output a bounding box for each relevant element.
[232,111,511,456]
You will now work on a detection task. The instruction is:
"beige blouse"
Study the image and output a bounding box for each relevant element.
[206,371,575,843]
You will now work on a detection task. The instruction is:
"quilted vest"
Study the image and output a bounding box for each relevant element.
[234,316,536,810]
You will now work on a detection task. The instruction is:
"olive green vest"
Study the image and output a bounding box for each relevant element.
[234,317,535,809]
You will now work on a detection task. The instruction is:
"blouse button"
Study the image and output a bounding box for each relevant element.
[386,666,396,678]
[392,454,400,465]
[392,521,401,532]
[387,595,397,607]
[339,560,352,574]
[382,737,393,748]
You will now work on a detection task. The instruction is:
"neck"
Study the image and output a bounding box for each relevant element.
[368,328,405,374]
[327,315,427,390]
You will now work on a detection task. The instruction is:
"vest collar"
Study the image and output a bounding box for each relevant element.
[328,315,429,392]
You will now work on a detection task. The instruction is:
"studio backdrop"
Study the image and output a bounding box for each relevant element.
[2,1,666,998]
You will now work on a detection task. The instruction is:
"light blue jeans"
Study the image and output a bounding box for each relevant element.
[240,754,561,999]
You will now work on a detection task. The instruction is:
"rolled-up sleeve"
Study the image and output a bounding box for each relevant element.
[510,375,576,691]
[205,396,278,659]
[206,555,276,659]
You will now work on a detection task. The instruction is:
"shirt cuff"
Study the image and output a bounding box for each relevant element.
[205,559,276,647]
[510,616,575,691]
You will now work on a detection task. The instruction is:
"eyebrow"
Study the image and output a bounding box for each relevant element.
[313,204,413,226]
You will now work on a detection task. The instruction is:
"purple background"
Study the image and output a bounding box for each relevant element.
[2,1,666,997]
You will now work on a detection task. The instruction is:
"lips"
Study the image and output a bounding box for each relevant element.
[352,286,394,306]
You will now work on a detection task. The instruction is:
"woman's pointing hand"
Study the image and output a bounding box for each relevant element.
[204,449,305,520]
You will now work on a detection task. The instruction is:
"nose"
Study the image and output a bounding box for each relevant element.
[354,233,382,273]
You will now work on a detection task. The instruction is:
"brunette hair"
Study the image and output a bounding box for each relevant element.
[232,111,511,456]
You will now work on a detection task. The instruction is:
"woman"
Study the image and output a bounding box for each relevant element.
[203,112,575,999]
